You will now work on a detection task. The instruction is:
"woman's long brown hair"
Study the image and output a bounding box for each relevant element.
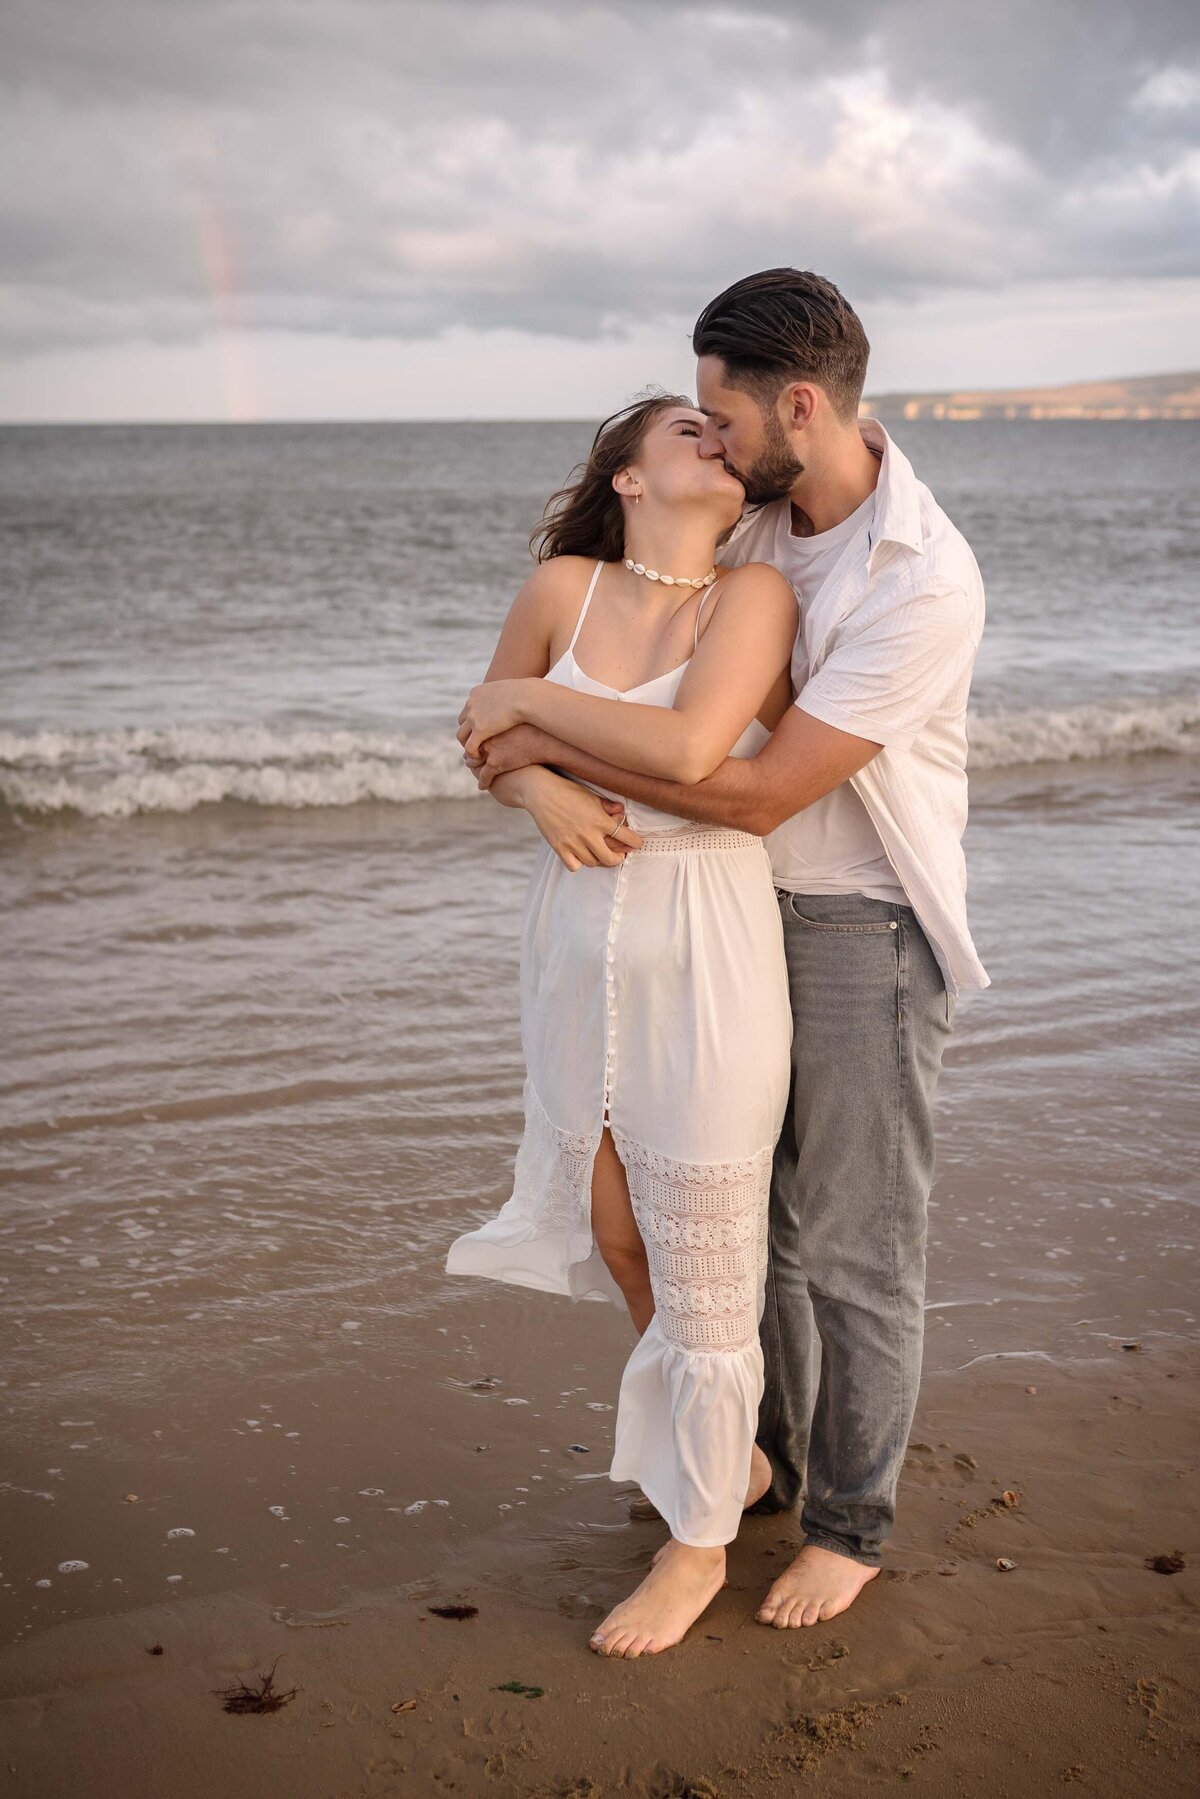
[530,390,692,563]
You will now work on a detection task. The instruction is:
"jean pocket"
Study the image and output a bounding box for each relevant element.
[784,893,899,934]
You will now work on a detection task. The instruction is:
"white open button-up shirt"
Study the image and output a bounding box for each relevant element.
[719,418,990,997]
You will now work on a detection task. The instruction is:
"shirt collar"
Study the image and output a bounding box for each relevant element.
[858,416,925,563]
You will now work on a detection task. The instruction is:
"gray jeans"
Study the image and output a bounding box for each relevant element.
[755,888,956,1567]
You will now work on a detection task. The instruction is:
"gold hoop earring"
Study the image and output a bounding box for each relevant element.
[634,491,641,505]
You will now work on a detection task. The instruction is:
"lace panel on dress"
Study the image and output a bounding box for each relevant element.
[510,1078,600,1232]
[614,1136,773,1353]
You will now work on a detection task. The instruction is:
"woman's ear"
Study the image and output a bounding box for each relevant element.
[612,466,642,501]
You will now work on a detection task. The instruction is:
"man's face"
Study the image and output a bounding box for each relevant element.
[696,354,805,506]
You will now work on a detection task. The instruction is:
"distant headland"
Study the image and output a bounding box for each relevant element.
[862,370,1200,421]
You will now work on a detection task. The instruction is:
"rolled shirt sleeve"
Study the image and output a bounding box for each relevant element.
[795,588,979,752]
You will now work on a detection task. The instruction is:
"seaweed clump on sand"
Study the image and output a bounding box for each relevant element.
[213,1655,300,1714]
[1145,1550,1186,1574]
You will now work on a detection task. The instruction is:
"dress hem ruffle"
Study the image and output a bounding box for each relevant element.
[608,1315,765,1547]
[445,1081,778,1548]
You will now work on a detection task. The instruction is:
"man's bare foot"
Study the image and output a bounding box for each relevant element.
[756,1542,880,1628]
[589,1540,726,1657]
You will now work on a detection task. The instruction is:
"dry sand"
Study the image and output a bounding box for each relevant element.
[2,1340,1196,1798]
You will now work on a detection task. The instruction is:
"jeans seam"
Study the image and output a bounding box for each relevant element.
[786,908,896,934]
[801,1531,882,1568]
[778,890,903,933]
[884,915,910,1505]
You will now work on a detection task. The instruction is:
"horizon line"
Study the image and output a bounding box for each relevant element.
[3,367,1196,431]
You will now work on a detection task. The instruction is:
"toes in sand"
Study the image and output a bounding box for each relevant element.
[756,1543,880,1629]
[589,1541,726,1657]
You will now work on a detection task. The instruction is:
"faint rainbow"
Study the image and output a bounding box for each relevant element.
[176,122,259,422]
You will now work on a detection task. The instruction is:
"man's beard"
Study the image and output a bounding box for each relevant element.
[731,408,805,506]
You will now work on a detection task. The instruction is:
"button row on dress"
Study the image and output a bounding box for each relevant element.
[602,862,628,1121]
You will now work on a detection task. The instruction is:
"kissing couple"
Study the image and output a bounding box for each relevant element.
[447,266,989,1658]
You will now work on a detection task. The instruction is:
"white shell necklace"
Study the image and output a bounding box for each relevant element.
[623,557,717,590]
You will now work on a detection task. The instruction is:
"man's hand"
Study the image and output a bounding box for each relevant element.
[468,706,884,834]
[465,722,550,789]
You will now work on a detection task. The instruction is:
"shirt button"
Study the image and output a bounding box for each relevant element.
[889,921,898,929]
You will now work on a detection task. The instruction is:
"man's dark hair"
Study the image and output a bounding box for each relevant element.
[692,268,869,423]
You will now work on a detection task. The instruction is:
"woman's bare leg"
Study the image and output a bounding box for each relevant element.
[647,1441,773,1555]
[590,1127,654,1334]
[636,1438,773,1523]
[745,1441,773,1507]
[587,1131,734,1655]
[591,1444,767,1652]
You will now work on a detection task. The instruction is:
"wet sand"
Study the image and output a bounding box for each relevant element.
[2,768,1198,1793]
[1,1327,1196,1797]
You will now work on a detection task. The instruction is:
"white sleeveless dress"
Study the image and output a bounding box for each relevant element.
[446,559,792,1547]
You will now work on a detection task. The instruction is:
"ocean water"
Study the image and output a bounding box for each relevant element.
[0,419,1196,1644]
[1,420,1196,813]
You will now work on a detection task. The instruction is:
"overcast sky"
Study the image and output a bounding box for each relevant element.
[1,0,1197,421]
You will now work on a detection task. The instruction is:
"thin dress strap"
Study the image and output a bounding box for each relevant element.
[692,577,721,649]
[567,560,605,654]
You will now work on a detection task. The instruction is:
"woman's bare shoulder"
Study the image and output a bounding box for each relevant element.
[716,559,794,597]
[516,554,602,612]
[712,559,797,620]
[525,553,601,586]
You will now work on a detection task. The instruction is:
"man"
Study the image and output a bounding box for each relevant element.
[475,267,989,1629]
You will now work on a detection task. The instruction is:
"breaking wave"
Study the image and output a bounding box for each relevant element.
[1,698,1196,819]
[965,695,1198,770]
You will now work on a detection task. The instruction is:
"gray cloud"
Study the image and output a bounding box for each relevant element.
[0,0,1196,358]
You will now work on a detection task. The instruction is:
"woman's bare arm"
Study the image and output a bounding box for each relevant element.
[458,563,797,785]
[474,705,883,835]
[465,557,642,861]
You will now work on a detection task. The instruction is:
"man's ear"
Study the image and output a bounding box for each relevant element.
[781,382,820,432]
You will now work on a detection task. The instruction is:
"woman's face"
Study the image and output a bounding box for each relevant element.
[625,406,745,525]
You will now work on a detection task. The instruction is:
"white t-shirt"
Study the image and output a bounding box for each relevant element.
[737,480,908,904]
[718,419,989,996]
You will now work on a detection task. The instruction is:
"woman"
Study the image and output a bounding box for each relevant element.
[446,392,795,1657]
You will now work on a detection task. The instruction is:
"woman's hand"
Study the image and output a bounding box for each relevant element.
[457,680,530,759]
[518,768,643,872]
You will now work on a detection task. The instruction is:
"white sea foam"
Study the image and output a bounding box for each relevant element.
[0,724,478,817]
[966,696,1199,770]
[0,699,1195,818]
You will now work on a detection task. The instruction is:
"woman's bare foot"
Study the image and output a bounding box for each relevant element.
[756,1543,880,1628]
[589,1540,726,1657]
